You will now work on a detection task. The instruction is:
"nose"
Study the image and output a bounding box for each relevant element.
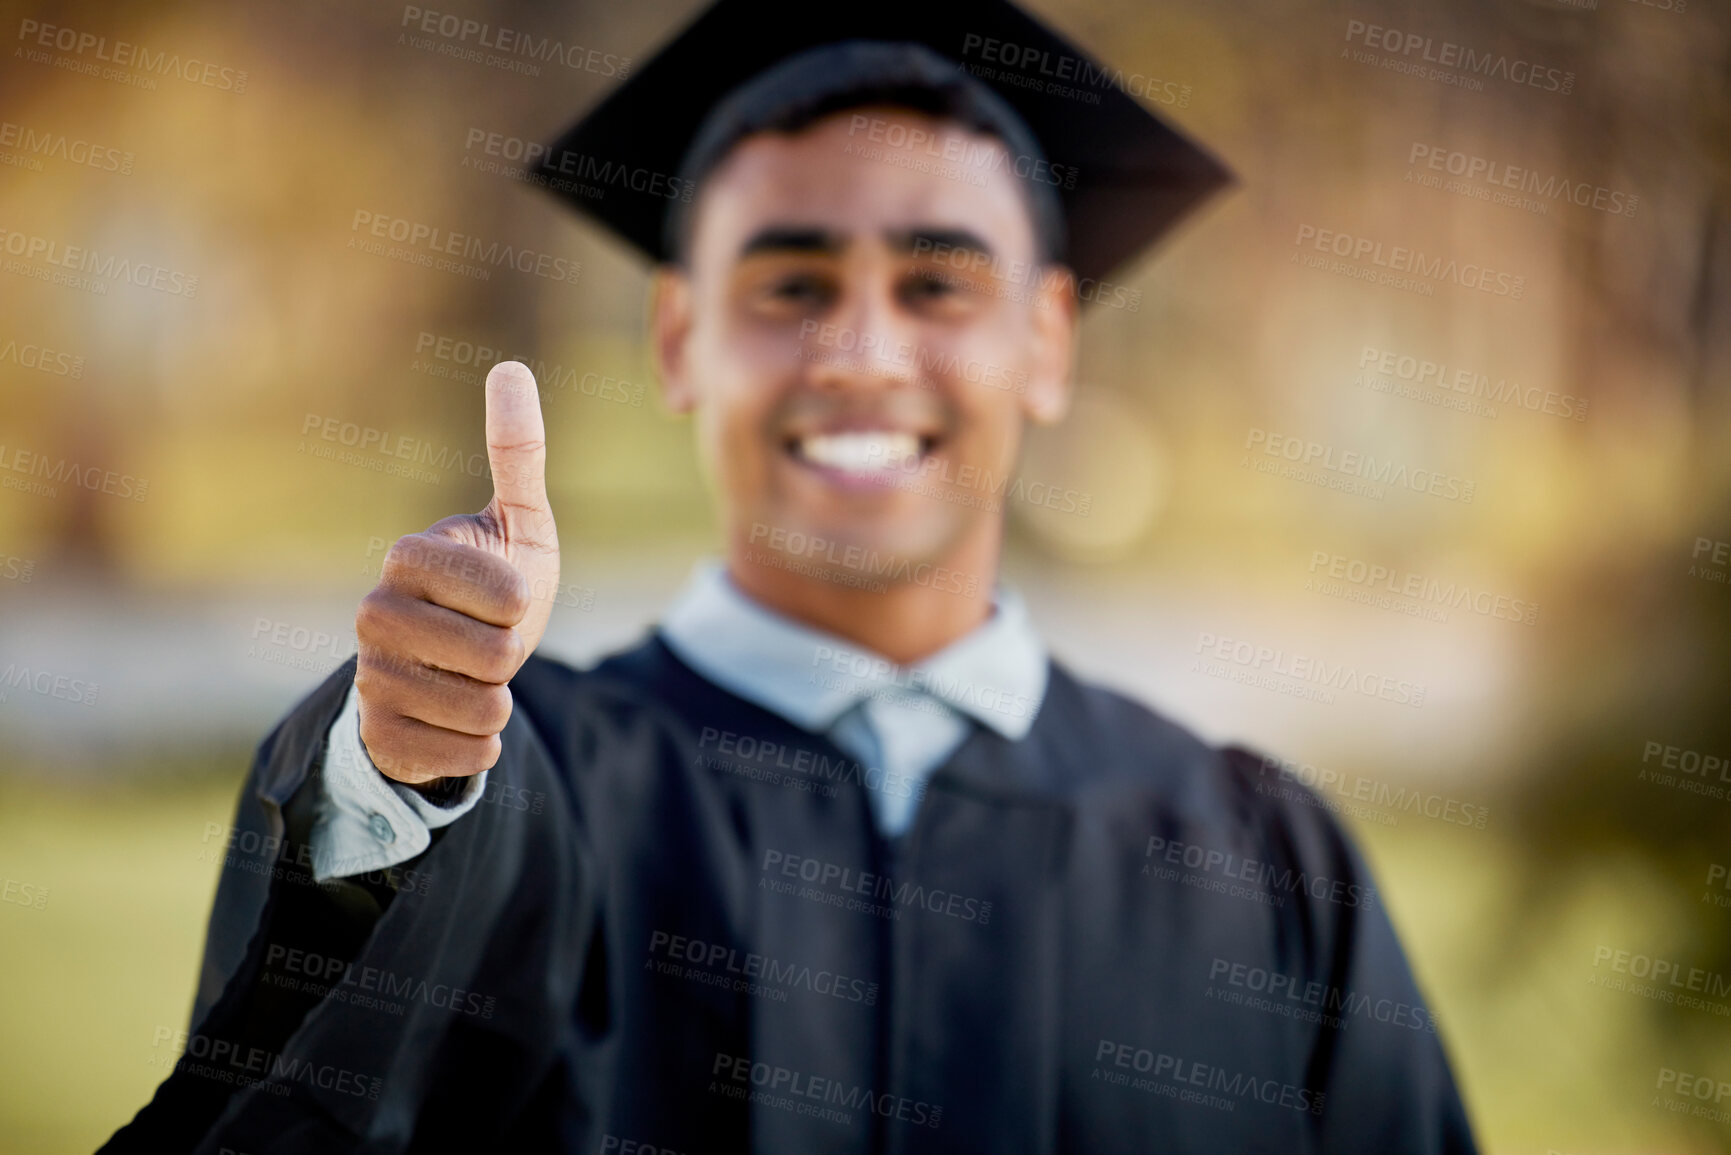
[802,278,922,395]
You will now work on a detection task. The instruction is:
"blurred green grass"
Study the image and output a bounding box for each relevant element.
[0,770,239,1155]
[1354,822,1714,1155]
[0,773,1714,1154]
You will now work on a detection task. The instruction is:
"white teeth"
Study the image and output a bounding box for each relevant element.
[796,431,921,472]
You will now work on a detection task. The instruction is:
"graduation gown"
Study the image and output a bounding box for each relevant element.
[104,634,1477,1154]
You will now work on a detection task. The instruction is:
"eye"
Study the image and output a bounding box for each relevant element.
[901,270,954,300]
[764,272,834,308]
[899,267,982,314]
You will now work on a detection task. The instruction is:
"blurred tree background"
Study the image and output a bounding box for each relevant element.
[1,0,1728,1151]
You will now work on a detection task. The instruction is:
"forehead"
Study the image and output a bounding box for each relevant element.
[686,108,1039,265]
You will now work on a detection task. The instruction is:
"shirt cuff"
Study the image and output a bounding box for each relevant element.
[308,680,489,883]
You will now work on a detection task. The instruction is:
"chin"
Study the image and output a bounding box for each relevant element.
[737,499,966,579]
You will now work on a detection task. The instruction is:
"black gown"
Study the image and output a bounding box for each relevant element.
[103,634,1477,1154]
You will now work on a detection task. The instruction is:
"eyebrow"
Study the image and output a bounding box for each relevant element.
[738,227,847,259]
[888,228,996,263]
[735,226,1000,263]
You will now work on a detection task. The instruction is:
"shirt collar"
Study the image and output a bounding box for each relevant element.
[658,560,1048,741]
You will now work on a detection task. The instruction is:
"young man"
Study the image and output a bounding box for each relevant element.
[107,1,1476,1150]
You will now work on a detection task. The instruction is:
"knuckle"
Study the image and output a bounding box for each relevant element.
[475,626,524,682]
[437,732,495,778]
[500,569,533,622]
[352,655,388,697]
[356,644,405,687]
[473,684,514,734]
[381,535,426,580]
[354,591,395,642]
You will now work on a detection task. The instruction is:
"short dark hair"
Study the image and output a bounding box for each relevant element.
[665,40,1068,268]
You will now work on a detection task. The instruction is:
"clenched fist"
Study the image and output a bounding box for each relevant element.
[354,362,560,786]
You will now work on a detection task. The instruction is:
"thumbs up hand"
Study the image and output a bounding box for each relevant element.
[354,362,561,785]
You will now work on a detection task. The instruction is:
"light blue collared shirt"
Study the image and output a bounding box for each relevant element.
[307,562,1049,882]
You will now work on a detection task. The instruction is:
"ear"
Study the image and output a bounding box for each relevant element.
[650,266,697,414]
[1021,264,1079,426]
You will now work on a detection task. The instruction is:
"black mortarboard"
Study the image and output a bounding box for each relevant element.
[533,0,1233,287]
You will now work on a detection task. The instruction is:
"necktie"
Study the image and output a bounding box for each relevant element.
[826,691,973,837]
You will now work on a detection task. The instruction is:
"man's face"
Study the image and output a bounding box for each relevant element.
[653,107,1077,581]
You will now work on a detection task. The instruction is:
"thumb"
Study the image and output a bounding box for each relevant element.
[483,361,554,550]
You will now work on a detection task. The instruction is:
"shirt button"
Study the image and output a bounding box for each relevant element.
[368,812,396,843]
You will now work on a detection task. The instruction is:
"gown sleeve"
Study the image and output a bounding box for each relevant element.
[1220,745,1479,1155]
[100,656,597,1155]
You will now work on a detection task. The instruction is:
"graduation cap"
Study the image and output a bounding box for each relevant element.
[533,0,1233,287]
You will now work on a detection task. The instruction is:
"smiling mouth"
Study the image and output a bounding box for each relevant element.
[786,430,936,476]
